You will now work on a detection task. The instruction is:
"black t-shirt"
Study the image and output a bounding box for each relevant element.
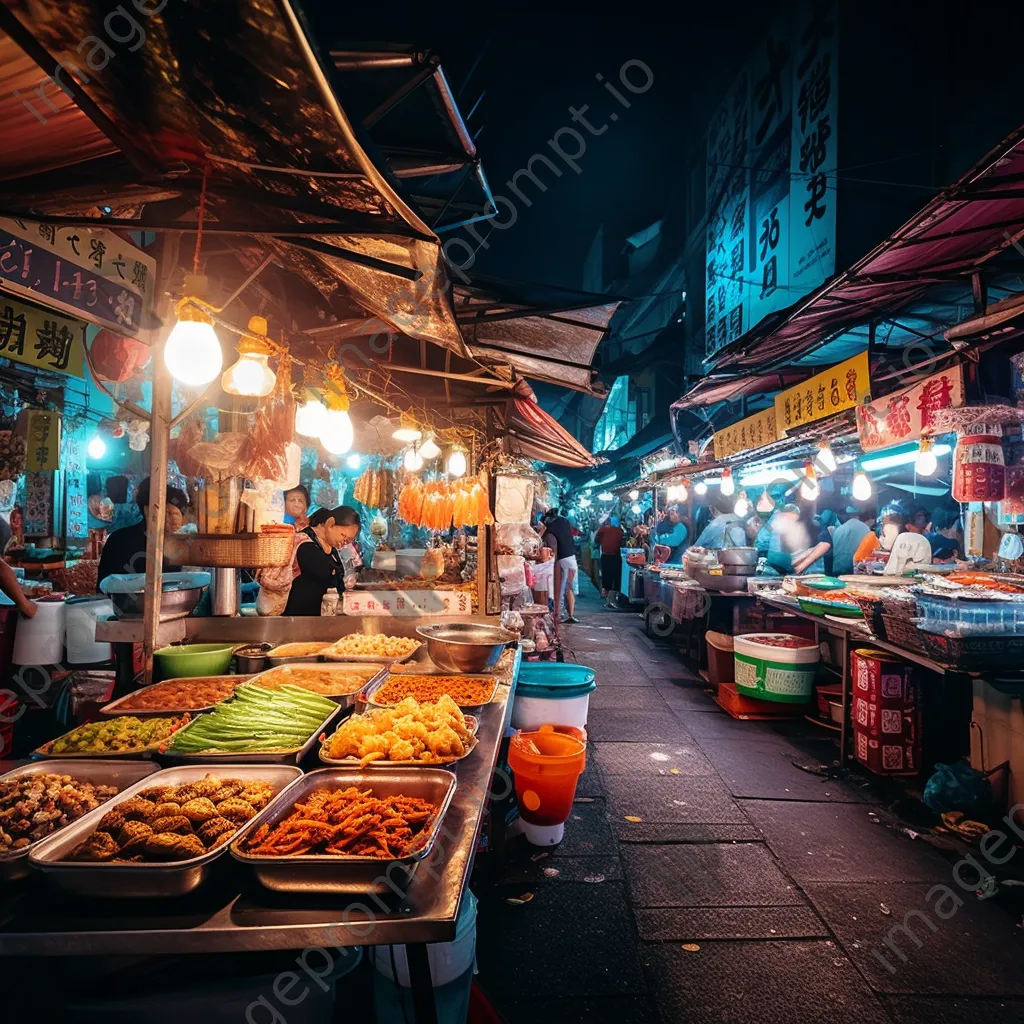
[97,521,182,588]
[283,531,344,616]
[926,531,963,560]
[543,517,575,560]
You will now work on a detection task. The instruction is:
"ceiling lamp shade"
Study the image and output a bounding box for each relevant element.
[393,412,422,443]
[319,365,353,455]
[447,446,467,478]
[419,432,441,460]
[295,396,327,437]
[221,316,277,398]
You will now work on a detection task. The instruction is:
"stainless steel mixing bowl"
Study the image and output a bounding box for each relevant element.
[415,622,518,673]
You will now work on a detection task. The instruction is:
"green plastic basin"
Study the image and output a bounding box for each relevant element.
[154,643,235,680]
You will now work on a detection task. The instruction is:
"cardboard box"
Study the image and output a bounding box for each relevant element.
[855,726,921,775]
[852,699,919,740]
[851,648,915,706]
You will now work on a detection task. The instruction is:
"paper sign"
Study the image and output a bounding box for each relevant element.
[62,421,88,539]
[342,589,473,617]
[24,472,52,538]
[0,297,85,377]
[714,407,778,460]
[856,365,964,451]
[24,409,61,472]
[775,351,870,437]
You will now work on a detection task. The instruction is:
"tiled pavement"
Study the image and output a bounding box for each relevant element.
[475,580,1024,1023]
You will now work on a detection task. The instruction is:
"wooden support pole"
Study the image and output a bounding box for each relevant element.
[142,234,180,684]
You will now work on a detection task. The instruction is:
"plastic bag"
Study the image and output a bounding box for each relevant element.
[496,522,543,557]
[497,554,528,596]
[923,761,993,815]
[188,432,251,475]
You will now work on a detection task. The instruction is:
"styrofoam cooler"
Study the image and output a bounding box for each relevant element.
[65,596,114,665]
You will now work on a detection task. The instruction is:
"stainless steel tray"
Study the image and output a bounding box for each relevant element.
[320,640,421,665]
[32,716,193,760]
[358,673,498,713]
[230,767,457,895]
[157,705,341,765]
[28,764,303,898]
[248,662,388,709]
[98,676,252,717]
[265,642,334,666]
[0,760,160,883]
[319,714,479,767]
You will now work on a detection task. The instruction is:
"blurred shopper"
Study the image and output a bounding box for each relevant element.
[595,514,625,607]
[831,506,875,575]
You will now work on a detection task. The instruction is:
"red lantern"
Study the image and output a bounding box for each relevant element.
[89,329,151,382]
[952,427,1005,503]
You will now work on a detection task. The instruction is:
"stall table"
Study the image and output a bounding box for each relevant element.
[0,639,520,1024]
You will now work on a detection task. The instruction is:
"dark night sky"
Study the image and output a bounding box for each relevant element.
[307,1,772,291]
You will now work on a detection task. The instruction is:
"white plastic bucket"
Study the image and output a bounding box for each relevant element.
[511,692,591,731]
[65,596,114,665]
[12,598,65,666]
[372,889,477,988]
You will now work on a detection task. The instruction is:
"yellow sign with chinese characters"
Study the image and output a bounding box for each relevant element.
[0,297,85,378]
[774,351,870,438]
[24,409,61,472]
[714,407,778,460]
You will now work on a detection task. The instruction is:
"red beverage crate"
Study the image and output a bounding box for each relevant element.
[851,648,915,706]
[852,698,919,740]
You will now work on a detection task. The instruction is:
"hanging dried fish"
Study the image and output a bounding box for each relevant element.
[245,352,296,481]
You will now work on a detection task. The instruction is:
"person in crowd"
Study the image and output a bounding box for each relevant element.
[97,477,190,588]
[283,484,311,530]
[908,507,930,535]
[817,508,841,574]
[853,503,907,566]
[694,500,748,550]
[283,505,361,616]
[594,514,625,607]
[830,506,876,575]
[926,507,964,562]
[660,505,690,562]
[540,508,579,623]
[764,502,830,574]
[0,559,37,619]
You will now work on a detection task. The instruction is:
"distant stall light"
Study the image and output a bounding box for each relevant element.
[87,436,106,459]
[694,480,708,496]
[346,453,362,470]
[629,488,640,501]
[814,440,837,475]
[719,467,735,497]
[631,503,642,515]
[915,437,938,477]
[597,491,615,501]
[861,442,951,472]
[852,469,872,501]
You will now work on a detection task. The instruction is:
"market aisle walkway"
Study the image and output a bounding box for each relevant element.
[474,578,1024,1024]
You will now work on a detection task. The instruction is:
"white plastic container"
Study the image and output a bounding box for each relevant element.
[372,889,478,987]
[510,663,597,732]
[12,597,65,666]
[65,596,114,665]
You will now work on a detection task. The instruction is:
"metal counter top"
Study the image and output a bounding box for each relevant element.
[0,648,520,956]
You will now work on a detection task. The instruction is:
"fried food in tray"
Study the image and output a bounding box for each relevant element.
[0,773,119,852]
[256,665,380,697]
[40,716,189,756]
[323,695,477,766]
[371,674,494,707]
[240,786,438,858]
[266,642,332,659]
[322,634,420,660]
[106,676,246,713]
[61,774,274,863]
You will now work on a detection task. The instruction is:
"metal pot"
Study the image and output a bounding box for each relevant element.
[235,643,272,674]
[717,546,759,567]
[111,587,204,621]
[416,622,518,673]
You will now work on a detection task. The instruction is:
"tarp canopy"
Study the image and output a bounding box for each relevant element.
[504,397,600,469]
[707,123,1024,372]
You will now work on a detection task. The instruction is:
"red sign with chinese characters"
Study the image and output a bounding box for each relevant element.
[856,366,964,451]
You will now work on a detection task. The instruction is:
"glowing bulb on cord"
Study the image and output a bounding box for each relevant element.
[694,480,708,496]
[678,482,688,501]
[734,494,750,517]
[629,489,640,501]
[87,436,106,460]
[404,447,423,471]
[719,469,735,497]
[446,447,467,478]
[346,453,362,470]
[631,503,642,515]
[163,300,223,387]
[319,408,353,455]
[295,398,327,437]
[393,413,422,443]
[756,489,774,514]
[800,461,819,500]
[815,439,837,475]
[852,470,872,502]
[419,433,441,460]
[915,437,937,477]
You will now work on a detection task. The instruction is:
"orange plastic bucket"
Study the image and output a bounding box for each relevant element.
[508,724,587,845]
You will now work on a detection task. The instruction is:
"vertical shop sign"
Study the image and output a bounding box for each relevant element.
[24,473,52,538]
[62,419,88,540]
[24,409,61,471]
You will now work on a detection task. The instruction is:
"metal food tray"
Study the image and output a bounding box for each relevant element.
[28,764,302,898]
[0,760,160,884]
[157,705,341,765]
[265,643,334,667]
[318,713,479,768]
[321,640,421,665]
[32,716,193,760]
[98,676,251,717]
[230,767,457,895]
[248,662,388,709]
[358,673,499,712]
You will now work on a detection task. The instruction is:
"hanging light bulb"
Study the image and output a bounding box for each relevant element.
[678,482,689,501]
[404,447,423,472]
[915,436,938,477]
[814,439,837,475]
[346,453,362,470]
[720,468,735,496]
[87,436,106,460]
[319,365,353,455]
[734,492,750,517]
[221,316,277,397]
[393,412,422,443]
[447,446,468,478]
[163,280,223,387]
[800,461,819,500]
[295,394,327,437]
[756,489,774,514]
[852,468,873,502]
[629,488,640,501]
[694,480,708,496]
[631,503,642,515]
[418,432,441,460]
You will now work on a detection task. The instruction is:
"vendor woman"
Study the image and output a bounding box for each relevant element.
[283,505,362,616]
